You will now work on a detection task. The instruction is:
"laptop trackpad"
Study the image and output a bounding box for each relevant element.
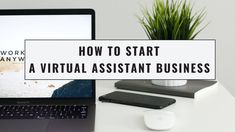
[0,119,93,132]
[46,119,93,132]
[0,120,49,132]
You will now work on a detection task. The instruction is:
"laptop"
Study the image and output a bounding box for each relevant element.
[0,9,95,132]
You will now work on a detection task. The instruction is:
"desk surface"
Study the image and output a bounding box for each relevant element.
[95,80,235,132]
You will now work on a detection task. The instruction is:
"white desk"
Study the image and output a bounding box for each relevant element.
[95,80,235,132]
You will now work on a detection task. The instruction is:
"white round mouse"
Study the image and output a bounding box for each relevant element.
[144,110,175,130]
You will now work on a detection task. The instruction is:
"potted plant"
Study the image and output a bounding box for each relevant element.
[139,0,208,86]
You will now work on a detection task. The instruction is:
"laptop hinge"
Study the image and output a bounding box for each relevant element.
[16,101,30,104]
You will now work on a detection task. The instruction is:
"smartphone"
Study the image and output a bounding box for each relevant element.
[99,91,176,109]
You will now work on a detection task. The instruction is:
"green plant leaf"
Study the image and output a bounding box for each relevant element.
[138,0,208,40]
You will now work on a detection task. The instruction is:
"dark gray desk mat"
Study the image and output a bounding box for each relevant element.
[115,80,217,98]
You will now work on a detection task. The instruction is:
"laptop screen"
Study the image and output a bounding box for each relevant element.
[0,10,94,98]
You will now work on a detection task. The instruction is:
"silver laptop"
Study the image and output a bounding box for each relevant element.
[0,9,95,132]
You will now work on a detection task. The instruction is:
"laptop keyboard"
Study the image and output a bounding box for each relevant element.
[0,105,88,119]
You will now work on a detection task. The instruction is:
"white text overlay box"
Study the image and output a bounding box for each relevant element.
[25,40,215,80]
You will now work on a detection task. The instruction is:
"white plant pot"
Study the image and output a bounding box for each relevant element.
[151,80,187,87]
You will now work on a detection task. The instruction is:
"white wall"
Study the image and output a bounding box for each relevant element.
[0,0,234,96]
